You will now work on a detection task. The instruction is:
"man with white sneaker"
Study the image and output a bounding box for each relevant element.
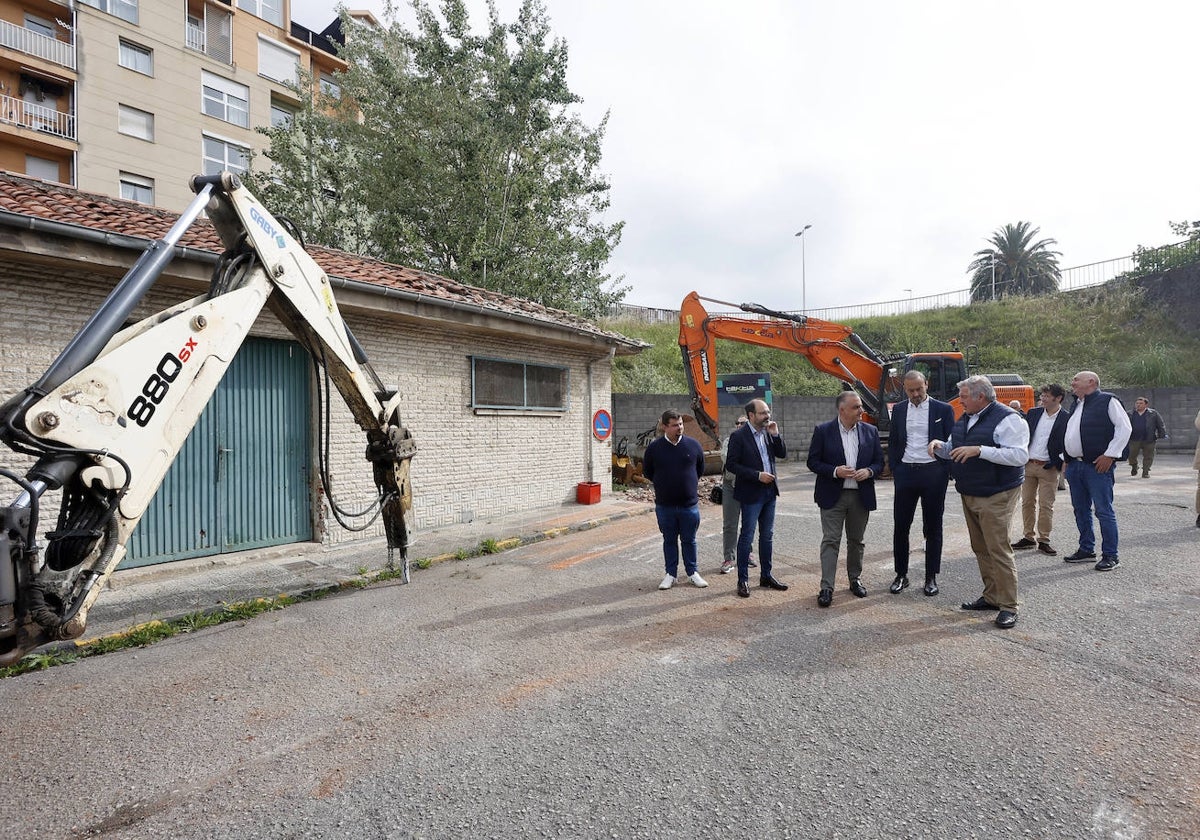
[642,409,709,591]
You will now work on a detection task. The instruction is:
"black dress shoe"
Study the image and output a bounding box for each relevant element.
[760,577,789,591]
[1037,542,1057,556]
[849,579,867,598]
[737,581,750,598]
[995,610,1018,629]
[817,588,832,607]
[1063,549,1097,564]
[1011,537,1037,549]
[923,577,939,596]
[889,575,909,594]
[961,596,998,611]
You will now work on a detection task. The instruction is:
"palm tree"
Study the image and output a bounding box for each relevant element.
[967,222,1062,302]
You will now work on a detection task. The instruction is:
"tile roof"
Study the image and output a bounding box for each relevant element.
[0,172,644,350]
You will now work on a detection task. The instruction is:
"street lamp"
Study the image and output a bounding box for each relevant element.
[794,224,812,311]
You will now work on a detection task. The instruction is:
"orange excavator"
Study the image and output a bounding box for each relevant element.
[679,291,1033,442]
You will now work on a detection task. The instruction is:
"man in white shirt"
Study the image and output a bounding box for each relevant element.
[930,376,1028,629]
[1061,371,1132,572]
[1011,384,1070,556]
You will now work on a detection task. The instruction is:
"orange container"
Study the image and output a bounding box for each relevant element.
[576,481,601,504]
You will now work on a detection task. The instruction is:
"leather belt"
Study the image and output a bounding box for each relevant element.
[901,461,938,467]
[1028,459,1046,465]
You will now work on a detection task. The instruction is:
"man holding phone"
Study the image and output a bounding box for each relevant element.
[724,398,789,598]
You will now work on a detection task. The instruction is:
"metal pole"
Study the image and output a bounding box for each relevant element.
[991,256,996,301]
[795,224,812,311]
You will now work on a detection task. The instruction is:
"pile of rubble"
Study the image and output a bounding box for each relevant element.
[615,474,724,506]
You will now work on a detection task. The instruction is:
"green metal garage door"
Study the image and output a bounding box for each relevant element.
[123,337,313,567]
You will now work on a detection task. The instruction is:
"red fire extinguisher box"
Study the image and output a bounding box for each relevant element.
[576,481,601,504]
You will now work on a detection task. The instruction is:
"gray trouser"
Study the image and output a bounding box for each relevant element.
[819,489,869,591]
[1128,440,1156,475]
[721,473,739,562]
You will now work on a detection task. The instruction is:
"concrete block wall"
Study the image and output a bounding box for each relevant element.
[613,393,841,460]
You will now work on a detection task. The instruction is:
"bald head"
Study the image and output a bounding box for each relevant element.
[1071,370,1100,399]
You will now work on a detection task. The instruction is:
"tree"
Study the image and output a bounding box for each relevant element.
[1128,220,1200,275]
[252,0,626,318]
[967,222,1062,302]
[247,69,375,255]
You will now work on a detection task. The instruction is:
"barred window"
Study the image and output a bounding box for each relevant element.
[471,357,567,411]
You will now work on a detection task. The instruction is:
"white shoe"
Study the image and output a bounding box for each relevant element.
[689,572,709,588]
[720,559,735,574]
[659,574,675,590]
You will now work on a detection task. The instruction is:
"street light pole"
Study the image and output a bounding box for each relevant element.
[795,224,812,311]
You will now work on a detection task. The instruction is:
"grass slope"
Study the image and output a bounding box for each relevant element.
[606,283,1200,395]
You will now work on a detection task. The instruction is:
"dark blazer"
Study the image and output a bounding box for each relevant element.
[1030,406,1071,469]
[807,419,885,511]
[725,423,787,505]
[886,397,956,476]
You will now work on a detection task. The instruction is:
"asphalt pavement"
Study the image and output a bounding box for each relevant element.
[4,452,1198,839]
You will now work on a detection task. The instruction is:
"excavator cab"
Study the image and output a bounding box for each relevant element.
[902,354,968,404]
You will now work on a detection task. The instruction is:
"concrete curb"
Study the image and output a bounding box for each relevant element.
[33,504,656,663]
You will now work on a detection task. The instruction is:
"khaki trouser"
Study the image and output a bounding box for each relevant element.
[961,486,1021,611]
[819,489,869,591]
[1020,460,1060,543]
[1128,440,1157,476]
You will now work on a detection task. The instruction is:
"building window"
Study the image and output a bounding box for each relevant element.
[119,172,154,204]
[237,0,282,27]
[23,14,55,38]
[119,40,153,76]
[470,356,568,411]
[202,71,249,128]
[269,99,296,128]
[319,72,341,98]
[118,104,154,141]
[203,135,250,176]
[25,155,59,181]
[258,36,300,85]
[79,0,138,25]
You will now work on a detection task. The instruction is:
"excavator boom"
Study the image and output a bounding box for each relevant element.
[680,291,902,439]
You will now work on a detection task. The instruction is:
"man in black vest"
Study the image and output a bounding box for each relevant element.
[1062,371,1132,571]
[930,375,1028,629]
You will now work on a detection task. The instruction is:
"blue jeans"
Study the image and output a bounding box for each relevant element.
[737,495,776,584]
[655,504,700,577]
[1066,460,1119,558]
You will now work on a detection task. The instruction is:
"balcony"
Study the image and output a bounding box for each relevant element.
[186,22,205,52]
[0,93,75,141]
[0,20,75,71]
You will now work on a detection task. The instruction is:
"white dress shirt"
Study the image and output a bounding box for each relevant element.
[903,398,935,464]
[1028,408,1061,462]
[840,421,860,488]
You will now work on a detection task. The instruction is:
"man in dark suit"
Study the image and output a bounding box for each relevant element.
[806,391,885,607]
[725,398,788,598]
[1010,384,1070,556]
[887,371,955,596]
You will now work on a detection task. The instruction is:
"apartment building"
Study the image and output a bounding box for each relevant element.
[0,0,365,212]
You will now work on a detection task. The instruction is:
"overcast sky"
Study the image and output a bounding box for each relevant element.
[289,0,1200,312]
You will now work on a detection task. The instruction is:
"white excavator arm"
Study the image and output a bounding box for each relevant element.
[0,173,416,666]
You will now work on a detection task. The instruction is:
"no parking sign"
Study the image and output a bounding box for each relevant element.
[592,408,612,441]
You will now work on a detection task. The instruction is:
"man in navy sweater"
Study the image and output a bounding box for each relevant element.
[642,409,708,590]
